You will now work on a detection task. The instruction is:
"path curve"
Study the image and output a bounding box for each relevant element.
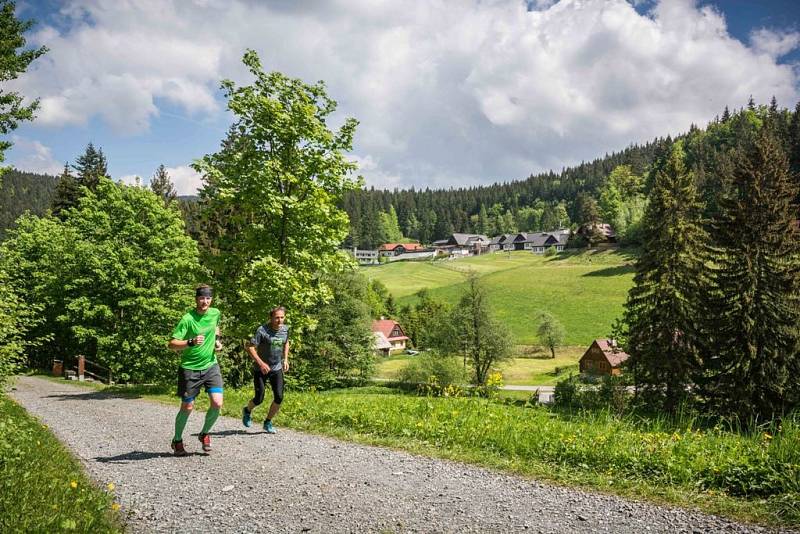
[8,377,789,533]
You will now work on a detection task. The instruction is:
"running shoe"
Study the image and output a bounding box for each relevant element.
[170,440,188,457]
[263,420,277,434]
[241,406,252,428]
[198,433,212,452]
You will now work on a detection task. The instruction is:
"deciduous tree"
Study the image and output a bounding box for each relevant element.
[448,273,512,384]
[193,50,361,364]
[0,0,47,171]
[537,312,565,359]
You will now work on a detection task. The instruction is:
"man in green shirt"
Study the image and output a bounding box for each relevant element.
[167,284,223,456]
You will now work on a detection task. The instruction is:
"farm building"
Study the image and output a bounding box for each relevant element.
[579,339,630,375]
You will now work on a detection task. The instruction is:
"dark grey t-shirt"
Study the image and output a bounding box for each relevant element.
[250,324,289,372]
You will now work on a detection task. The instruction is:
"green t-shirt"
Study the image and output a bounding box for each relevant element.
[171,307,221,370]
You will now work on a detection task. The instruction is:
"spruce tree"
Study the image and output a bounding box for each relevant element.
[150,164,177,206]
[788,102,800,180]
[72,142,108,191]
[701,126,800,422]
[51,163,81,219]
[624,141,708,412]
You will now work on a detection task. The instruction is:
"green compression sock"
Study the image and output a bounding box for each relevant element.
[201,407,220,434]
[173,409,190,442]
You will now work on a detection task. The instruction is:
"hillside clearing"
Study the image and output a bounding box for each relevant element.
[364,249,636,345]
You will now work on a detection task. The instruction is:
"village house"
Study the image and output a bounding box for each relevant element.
[371,318,410,355]
[489,230,570,253]
[378,242,426,257]
[579,339,630,375]
[348,248,380,265]
[432,233,490,255]
[488,233,516,252]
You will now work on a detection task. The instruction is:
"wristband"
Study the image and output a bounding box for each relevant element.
[187,337,196,347]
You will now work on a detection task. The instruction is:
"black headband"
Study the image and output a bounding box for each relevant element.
[196,287,213,298]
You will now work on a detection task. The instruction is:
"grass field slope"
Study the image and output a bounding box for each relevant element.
[363,249,636,346]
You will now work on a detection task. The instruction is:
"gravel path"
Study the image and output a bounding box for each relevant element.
[8,376,791,533]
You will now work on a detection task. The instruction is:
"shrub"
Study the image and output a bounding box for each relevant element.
[475,371,504,399]
[554,373,630,413]
[399,352,468,396]
[553,374,580,408]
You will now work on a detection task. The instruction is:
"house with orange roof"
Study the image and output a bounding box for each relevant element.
[371,318,410,354]
[378,243,426,257]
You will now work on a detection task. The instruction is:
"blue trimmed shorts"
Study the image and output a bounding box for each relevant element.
[176,363,223,402]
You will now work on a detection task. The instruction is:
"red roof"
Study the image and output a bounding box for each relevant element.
[371,319,409,341]
[378,243,425,252]
[584,339,630,367]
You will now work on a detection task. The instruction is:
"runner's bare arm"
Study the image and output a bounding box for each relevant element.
[246,343,269,374]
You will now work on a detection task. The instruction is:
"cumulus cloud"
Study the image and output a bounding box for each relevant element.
[160,165,203,196]
[11,0,800,189]
[8,136,64,175]
[751,28,800,58]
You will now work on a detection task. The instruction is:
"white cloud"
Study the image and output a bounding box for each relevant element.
[751,28,800,58]
[160,165,203,196]
[8,136,64,175]
[11,0,800,189]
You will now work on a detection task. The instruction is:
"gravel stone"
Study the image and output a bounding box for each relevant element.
[8,376,796,533]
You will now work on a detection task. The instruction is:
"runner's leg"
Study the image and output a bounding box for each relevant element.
[201,365,224,434]
[266,370,284,421]
[247,368,267,413]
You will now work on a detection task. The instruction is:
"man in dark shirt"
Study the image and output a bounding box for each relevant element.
[241,306,289,434]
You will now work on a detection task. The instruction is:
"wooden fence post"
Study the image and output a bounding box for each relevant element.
[77,355,85,381]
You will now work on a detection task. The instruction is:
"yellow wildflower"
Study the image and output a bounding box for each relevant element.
[111,503,121,512]
[70,481,77,489]
[107,483,115,491]
[763,432,773,441]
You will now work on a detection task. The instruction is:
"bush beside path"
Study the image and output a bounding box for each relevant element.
[7,376,791,533]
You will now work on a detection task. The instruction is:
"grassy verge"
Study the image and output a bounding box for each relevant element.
[0,390,123,532]
[37,376,800,529]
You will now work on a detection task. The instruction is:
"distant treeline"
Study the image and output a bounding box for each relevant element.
[342,140,663,249]
[0,170,57,239]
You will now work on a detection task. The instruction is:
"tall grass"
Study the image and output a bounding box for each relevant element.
[0,393,122,532]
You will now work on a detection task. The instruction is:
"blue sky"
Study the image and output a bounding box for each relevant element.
[7,0,800,193]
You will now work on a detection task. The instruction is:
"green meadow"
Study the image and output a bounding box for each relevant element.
[363,249,636,346]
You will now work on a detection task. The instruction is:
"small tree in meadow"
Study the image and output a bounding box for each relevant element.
[537,312,565,358]
[448,273,512,385]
